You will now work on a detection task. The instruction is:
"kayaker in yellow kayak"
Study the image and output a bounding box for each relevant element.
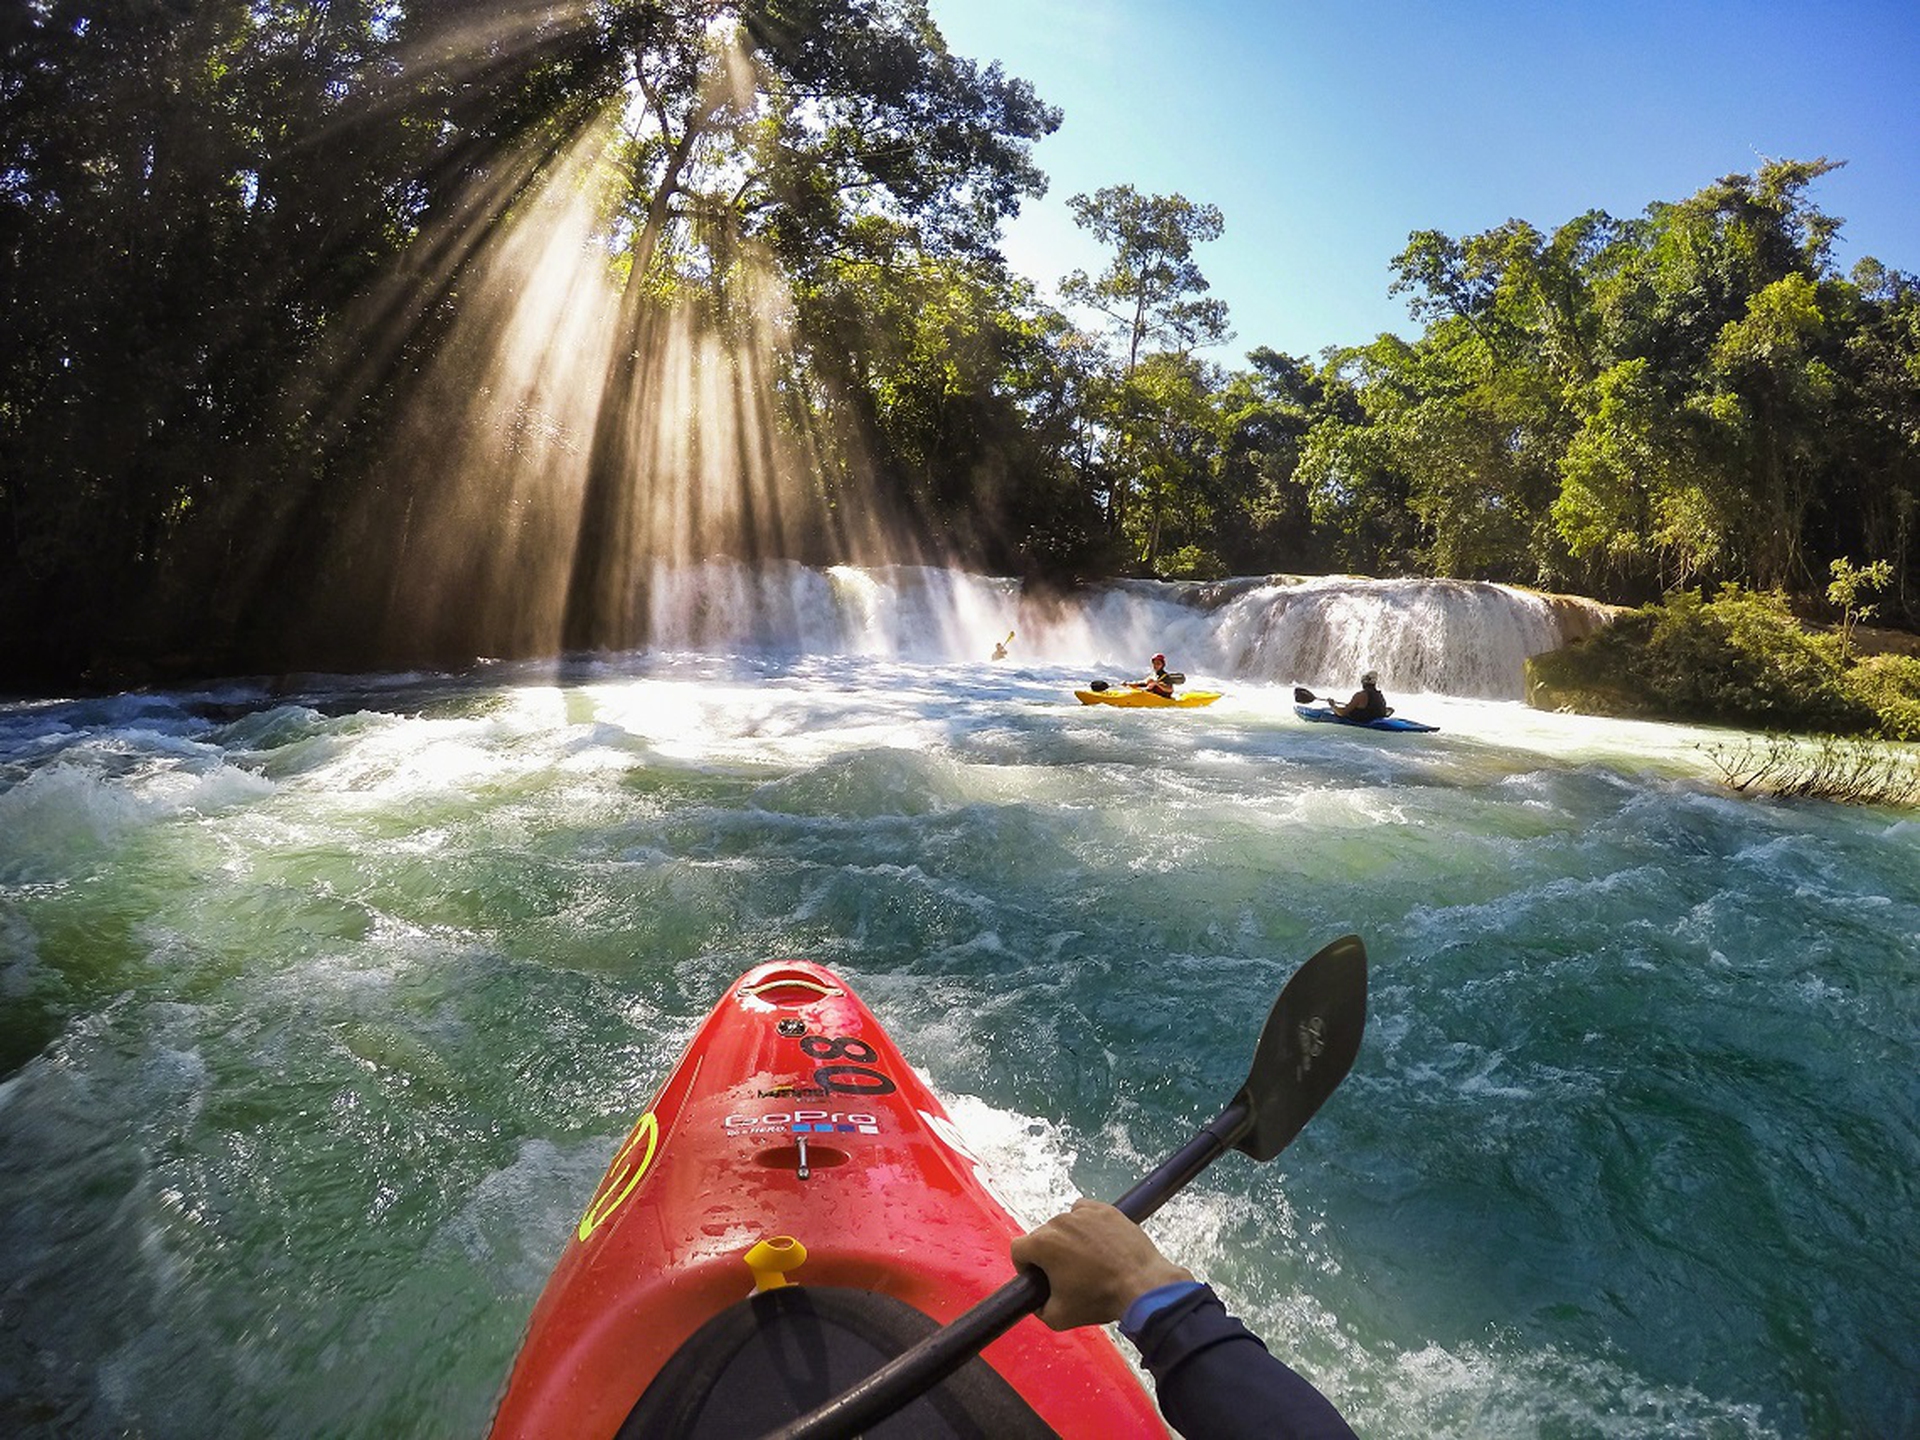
[1129,653,1177,698]
[1013,1198,1357,1440]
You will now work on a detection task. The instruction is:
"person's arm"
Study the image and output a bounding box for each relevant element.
[1010,1200,1356,1440]
[1126,1284,1356,1440]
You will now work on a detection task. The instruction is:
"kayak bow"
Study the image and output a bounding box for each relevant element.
[490,961,1161,1439]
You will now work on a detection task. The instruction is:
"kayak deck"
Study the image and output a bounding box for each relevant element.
[1076,687,1222,708]
[490,961,1161,1439]
[1294,702,1438,733]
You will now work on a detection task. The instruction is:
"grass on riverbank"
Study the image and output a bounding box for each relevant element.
[1704,733,1920,807]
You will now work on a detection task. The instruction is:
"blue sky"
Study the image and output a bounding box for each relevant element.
[924,0,1920,365]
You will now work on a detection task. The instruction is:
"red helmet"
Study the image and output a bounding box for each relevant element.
[1151,653,1165,666]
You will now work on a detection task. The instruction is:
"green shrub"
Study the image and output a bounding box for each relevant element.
[1646,586,1869,730]
[1158,545,1229,581]
[1528,584,1887,733]
[1526,610,1658,715]
[1843,654,1920,740]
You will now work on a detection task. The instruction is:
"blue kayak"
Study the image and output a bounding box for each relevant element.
[1294,703,1439,733]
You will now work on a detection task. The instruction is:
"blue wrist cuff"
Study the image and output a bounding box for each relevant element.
[1119,1280,1206,1341]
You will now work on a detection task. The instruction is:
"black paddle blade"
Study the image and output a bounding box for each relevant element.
[1089,679,1110,691]
[1233,934,1367,1161]
[1293,685,1319,704]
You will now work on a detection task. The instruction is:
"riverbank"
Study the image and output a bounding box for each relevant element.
[1524,587,1920,743]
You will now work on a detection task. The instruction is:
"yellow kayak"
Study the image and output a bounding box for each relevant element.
[1075,687,1222,708]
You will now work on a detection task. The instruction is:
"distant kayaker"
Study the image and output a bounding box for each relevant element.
[1332,671,1389,722]
[991,630,1013,660]
[1013,1199,1356,1440]
[1129,653,1177,698]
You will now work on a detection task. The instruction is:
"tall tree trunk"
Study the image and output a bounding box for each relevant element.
[560,87,721,652]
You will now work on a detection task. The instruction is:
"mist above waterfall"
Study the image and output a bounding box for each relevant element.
[641,562,1612,699]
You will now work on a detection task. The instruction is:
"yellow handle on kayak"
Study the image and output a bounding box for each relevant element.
[745,1235,809,1291]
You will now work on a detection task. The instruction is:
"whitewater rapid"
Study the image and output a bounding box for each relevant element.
[0,577,1913,1440]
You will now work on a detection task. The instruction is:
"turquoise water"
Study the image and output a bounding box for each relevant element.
[1,651,1915,1438]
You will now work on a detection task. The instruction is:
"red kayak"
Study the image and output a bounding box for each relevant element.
[490,960,1164,1438]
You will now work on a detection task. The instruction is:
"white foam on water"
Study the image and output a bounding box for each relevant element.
[1356,1337,1781,1439]
[0,761,156,855]
[0,748,274,886]
[930,1087,1082,1231]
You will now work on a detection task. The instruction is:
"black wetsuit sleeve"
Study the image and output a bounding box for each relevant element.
[1130,1285,1356,1440]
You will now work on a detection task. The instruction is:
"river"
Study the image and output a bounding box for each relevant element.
[1,569,1914,1438]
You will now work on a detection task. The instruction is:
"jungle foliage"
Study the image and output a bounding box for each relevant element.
[1526,585,1920,739]
[2,0,1069,679]
[3,2,1918,685]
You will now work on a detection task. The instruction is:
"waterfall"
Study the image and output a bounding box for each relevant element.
[640,563,1613,700]
[1201,577,1611,699]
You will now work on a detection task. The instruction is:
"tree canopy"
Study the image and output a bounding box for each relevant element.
[2,0,1915,690]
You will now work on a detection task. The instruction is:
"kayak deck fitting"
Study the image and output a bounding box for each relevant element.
[490,961,1162,1439]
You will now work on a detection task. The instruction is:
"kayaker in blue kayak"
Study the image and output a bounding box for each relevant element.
[1128,653,1177,698]
[1331,672,1390,722]
[1013,1199,1357,1440]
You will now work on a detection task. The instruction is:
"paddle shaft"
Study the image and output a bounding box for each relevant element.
[1114,1094,1252,1219]
[764,1096,1253,1440]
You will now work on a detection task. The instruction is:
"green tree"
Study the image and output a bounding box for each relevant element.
[1380,219,1601,585]
[1827,556,1893,663]
[1293,348,1423,577]
[1695,270,1838,589]
[789,231,1111,574]
[1061,185,1230,375]
[0,0,1067,677]
[1366,157,1920,616]
[1825,262,1920,616]
[559,0,1062,646]
[1118,352,1224,572]
[1058,184,1229,556]
[1554,357,1733,591]
[1209,349,1339,573]
[1574,160,1856,594]
[0,0,616,681]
